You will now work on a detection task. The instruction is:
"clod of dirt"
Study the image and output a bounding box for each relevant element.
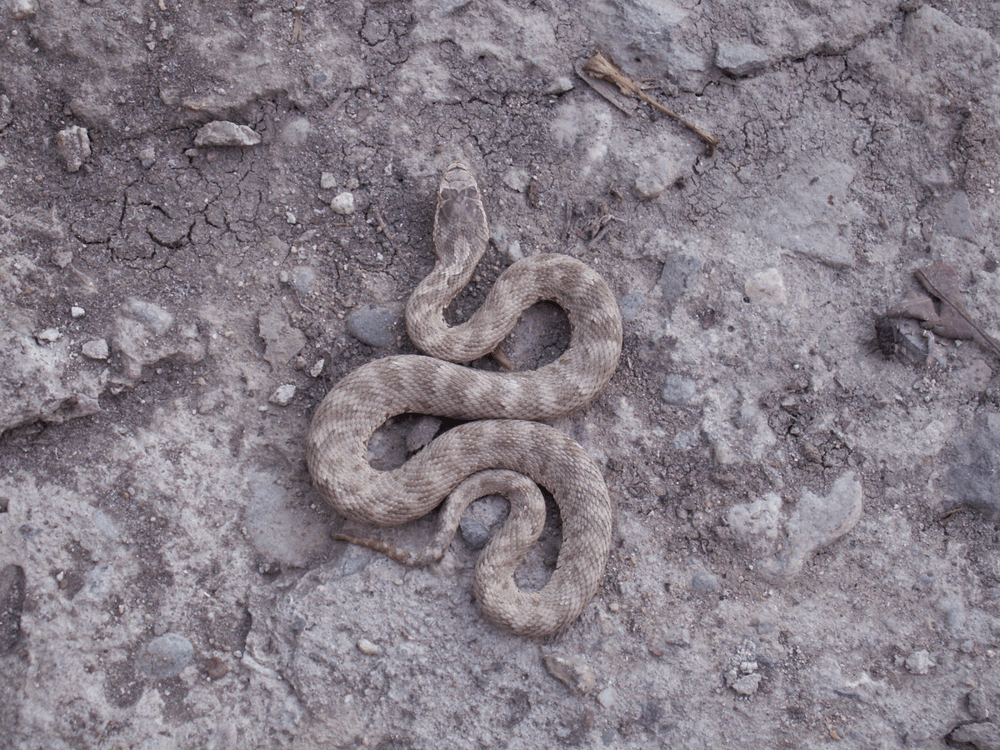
[0,321,104,431]
[113,298,205,382]
[258,299,307,371]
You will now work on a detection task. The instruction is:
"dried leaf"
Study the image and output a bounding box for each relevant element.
[914,262,987,343]
[888,261,1000,359]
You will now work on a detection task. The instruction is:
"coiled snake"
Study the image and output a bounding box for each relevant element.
[306,163,622,636]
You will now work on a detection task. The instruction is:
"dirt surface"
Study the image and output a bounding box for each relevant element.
[3,0,1000,747]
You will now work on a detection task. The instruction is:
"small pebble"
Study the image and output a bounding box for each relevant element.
[70,306,85,319]
[458,513,493,551]
[268,385,296,406]
[502,167,530,193]
[138,633,194,679]
[905,649,935,675]
[745,268,787,305]
[597,686,617,709]
[35,328,61,343]
[543,654,596,695]
[545,76,575,95]
[138,146,156,168]
[291,266,316,296]
[308,358,326,378]
[0,94,11,132]
[357,638,381,656]
[56,125,91,173]
[690,569,720,592]
[330,192,355,216]
[320,172,337,190]
[204,656,229,680]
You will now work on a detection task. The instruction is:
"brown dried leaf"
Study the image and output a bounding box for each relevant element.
[914,262,978,340]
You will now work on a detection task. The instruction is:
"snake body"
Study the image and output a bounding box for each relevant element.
[306,163,623,636]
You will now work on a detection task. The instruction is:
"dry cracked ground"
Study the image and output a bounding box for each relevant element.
[3,1,1000,748]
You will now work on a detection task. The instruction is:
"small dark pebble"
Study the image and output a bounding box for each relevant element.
[205,656,230,680]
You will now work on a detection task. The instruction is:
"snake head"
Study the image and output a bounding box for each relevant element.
[432,162,490,267]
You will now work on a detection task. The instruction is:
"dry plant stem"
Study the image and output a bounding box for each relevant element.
[914,267,1000,359]
[582,52,720,156]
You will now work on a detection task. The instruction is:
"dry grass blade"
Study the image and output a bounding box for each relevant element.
[582,52,720,156]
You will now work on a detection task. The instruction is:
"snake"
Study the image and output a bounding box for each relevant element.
[306,162,623,637]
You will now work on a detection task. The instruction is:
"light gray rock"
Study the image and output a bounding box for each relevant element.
[81,339,109,360]
[458,516,491,550]
[619,292,643,321]
[729,672,762,695]
[8,0,38,21]
[268,384,296,406]
[290,266,317,296]
[658,254,702,310]
[716,42,771,77]
[744,268,787,305]
[690,569,720,592]
[346,304,400,348]
[904,649,935,675]
[138,633,194,679]
[56,126,91,173]
[502,167,530,192]
[193,121,261,147]
[950,722,1000,750]
[661,374,698,406]
[1,322,104,430]
[330,192,355,215]
[635,156,682,199]
[0,94,11,131]
[543,654,597,695]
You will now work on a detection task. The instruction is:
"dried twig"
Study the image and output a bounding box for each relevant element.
[581,52,720,156]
